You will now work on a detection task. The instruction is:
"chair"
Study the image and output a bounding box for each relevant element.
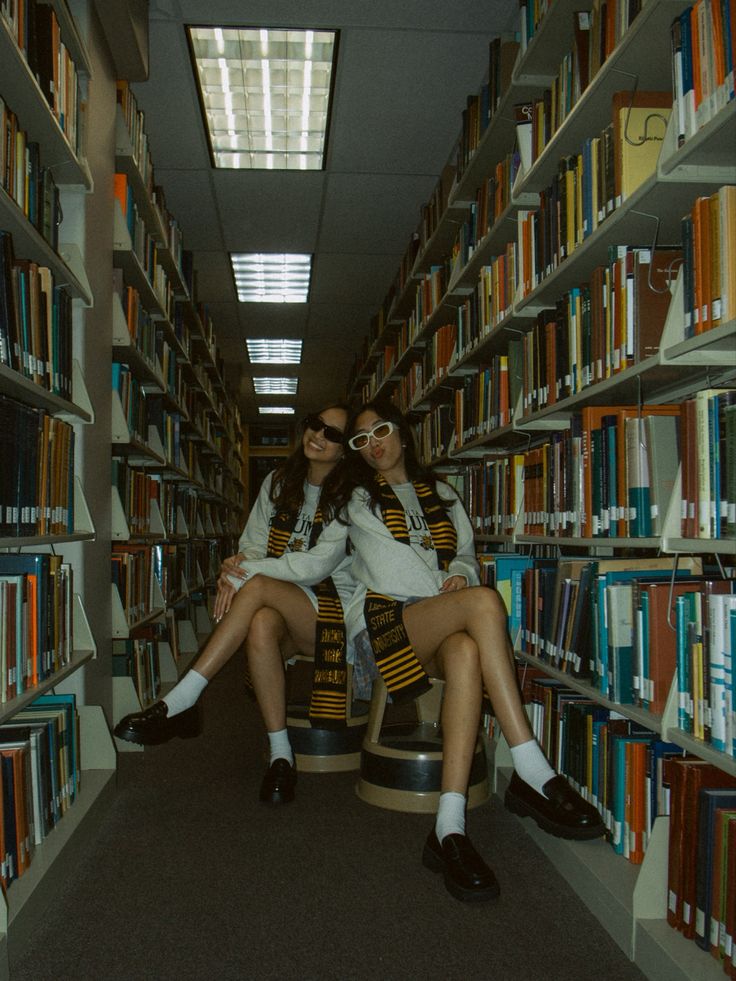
[355,676,490,813]
[286,657,369,772]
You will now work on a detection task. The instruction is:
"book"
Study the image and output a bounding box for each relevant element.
[665,757,736,936]
[611,90,672,206]
[695,789,736,950]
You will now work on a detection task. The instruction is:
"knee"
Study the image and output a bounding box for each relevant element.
[443,633,482,685]
[247,607,282,654]
[466,585,507,621]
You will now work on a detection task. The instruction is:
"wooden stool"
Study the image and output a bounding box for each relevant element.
[355,676,490,813]
[286,658,369,773]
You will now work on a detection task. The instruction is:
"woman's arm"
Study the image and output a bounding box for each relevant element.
[438,485,480,587]
[232,514,350,588]
[237,472,274,559]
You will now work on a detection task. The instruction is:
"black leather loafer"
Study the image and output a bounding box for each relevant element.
[504,772,605,840]
[422,830,500,902]
[113,700,202,745]
[259,758,297,805]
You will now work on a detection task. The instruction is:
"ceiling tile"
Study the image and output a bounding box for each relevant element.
[212,171,325,252]
[318,172,435,254]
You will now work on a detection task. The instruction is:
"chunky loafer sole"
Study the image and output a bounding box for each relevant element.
[422,832,500,902]
[113,703,202,746]
[504,773,606,841]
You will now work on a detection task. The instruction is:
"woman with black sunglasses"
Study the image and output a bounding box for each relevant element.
[114,405,353,806]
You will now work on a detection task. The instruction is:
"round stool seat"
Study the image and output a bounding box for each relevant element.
[287,703,369,773]
[356,720,490,813]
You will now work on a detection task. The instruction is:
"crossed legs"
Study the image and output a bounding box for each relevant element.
[402,585,534,794]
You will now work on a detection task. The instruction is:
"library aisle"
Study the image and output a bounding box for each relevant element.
[12,651,644,981]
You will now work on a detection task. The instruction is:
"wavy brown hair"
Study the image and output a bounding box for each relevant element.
[269,404,349,514]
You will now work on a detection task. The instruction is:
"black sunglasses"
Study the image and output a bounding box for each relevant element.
[303,414,344,444]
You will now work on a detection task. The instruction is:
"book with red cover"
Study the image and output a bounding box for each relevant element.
[664,758,736,935]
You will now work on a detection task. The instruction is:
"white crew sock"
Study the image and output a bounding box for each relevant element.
[435,791,466,842]
[509,739,556,797]
[162,669,208,717]
[267,729,294,766]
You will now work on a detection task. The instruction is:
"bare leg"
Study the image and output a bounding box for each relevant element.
[193,575,316,681]
[402,586,533,749]
[246,607,317,733]
[434,632,483,794]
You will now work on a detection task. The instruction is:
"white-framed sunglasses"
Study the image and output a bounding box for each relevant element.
[348,420,396,450]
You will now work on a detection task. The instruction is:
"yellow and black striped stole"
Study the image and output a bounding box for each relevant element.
[306,506,348,728]
[363,474,457,704]
[266,505,348,727]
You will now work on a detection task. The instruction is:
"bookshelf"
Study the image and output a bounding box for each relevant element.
[348,2,736,979]
[0,0,119,973]
[110,84,244,750]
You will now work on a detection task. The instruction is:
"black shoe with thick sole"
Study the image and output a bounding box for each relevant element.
[259,758,297,805]
[422,830,500,902]
[113,701,202,746]
[504,772,605,840]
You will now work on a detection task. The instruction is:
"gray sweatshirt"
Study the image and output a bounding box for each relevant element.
[234,472,355,608]
[233,478,479,652]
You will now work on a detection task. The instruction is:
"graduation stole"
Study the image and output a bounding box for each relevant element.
[363,473,457,704]
[267,504,348,729]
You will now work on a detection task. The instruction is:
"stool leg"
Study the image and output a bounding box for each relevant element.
[416,679,444,724]
[365,677,388,744]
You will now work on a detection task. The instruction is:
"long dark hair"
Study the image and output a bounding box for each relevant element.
[269,403,349,513]
[321,398,439,522]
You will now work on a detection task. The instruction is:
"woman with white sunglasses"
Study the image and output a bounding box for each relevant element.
[323,398,605,902]
[113,404,354,806]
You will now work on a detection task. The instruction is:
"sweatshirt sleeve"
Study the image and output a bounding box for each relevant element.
[440,484,480,587]
[237,472,274,559]
[231,514,350,589]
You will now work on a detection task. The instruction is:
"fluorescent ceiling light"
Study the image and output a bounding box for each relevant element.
[259,406,295,415]
[188,26,337,170]
[232,253,311,303]
[246,338,303,364]
[253,377,298,394]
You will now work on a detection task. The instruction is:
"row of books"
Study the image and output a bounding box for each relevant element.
[410,402,454,463]
[0,0,83,154]
[517,92,672,297]
[517,247,680,416]
[676,591,736,754]
[114,172,173,315]
[112,362,149,445]
[0,395,75,538]
[671,2,736,149]
[0,691,79,888]
[505,554,736,740]
[453,351,515,444]
[681,389,736,539]
[451,150,522,272]
[455,38,518,178]
[681,187,736,336]
[524,672,678,864]
[455,246,517,358]
[521,404,681,539]
[0,231,73,399]
[111,459,158,537]
[518,1,645,79]
[666,757,736,976]
[112,630,162,708]
[0,552,73,701]
[112,543,159,626]
[116,81,190,290]
[0,98,61,249]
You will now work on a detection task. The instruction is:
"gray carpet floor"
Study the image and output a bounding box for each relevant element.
[12,653,647,981]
